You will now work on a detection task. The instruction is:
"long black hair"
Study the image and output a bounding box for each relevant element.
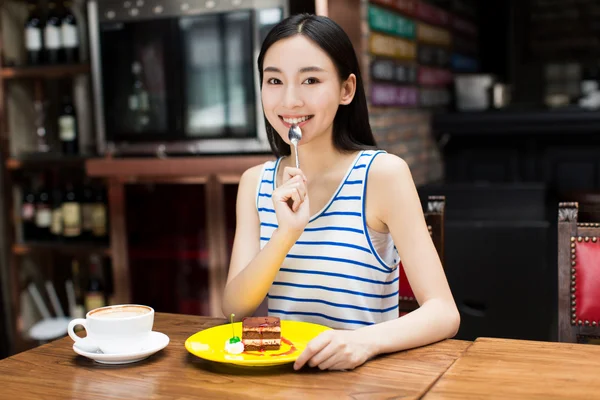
[257,14,377,158]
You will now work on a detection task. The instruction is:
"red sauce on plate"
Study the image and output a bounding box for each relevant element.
[243,336,297,357]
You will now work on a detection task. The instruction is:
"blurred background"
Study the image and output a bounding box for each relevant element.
[1,0,599,358]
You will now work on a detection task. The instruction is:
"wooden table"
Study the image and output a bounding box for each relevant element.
[0,313,471,399]
[424,337,600,399]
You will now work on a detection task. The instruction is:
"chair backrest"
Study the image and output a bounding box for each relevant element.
[399,195,446,313]
[558,202,600,343]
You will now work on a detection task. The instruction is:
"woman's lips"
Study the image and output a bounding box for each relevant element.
[279,115,313,129]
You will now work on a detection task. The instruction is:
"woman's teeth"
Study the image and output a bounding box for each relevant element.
[282,116,311,124]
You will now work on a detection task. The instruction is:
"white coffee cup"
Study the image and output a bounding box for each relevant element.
[68,304,154,354]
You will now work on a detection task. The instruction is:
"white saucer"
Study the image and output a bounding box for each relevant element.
[29,317,70,341]
[72,331,170,365]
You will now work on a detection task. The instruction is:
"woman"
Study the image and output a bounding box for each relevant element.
[222,14,459,371]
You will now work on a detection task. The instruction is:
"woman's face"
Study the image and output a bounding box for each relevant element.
[261,35,355,147]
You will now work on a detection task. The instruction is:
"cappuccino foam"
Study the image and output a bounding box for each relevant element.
[91,306,150,319]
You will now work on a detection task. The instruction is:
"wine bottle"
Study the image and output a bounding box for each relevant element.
[81,180,94,241]
[91,185,108,243]
[21,179,37,241]
[85,255,106,312]
[44,1,62,64]
[34,100,50,153]
[50,177,63,241]
[24,1,43,65]
[61,1,79,64]
[58,94,78,155]
[62,181,81,241]
[34,175,52,241]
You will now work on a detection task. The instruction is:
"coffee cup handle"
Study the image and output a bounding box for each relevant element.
[68,319,101,353]
[67,318,87,343]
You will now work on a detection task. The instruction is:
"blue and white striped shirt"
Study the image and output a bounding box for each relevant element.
[256,150,400,329]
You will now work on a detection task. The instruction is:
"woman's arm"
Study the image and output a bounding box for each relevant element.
[366,153,460,350]
[222,165,309,319]
[294,154,459,370]
[294,298,459,370]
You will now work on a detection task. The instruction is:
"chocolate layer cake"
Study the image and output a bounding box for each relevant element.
[242,316,281,351]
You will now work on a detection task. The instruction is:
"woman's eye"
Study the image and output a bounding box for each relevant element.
[303,78,319,84]
[266,78,281,84]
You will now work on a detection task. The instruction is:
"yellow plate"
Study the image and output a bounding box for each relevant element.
[185,320,331,366]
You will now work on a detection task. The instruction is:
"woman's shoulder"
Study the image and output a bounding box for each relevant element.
[366,152,413,192]
[239,161,275,190]
[366,152,417,220]
[369,151,411,177]
[242,163,269,178]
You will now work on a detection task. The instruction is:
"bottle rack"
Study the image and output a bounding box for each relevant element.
[0,0,111,355]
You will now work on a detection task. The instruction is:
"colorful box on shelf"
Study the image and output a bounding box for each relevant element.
[416,1,450,27]
[371,58,417,84]
[417,22,451,46]
[369,4,416,39]
[370,0,416,17]
[371,83,419,107]
[417,66,453,86]
[370,32,417,60]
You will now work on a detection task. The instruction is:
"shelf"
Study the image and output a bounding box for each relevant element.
[12,242,110,257]
[432,108,600,135]
[86,154,274,179]
[0,63,90,79]
[6,154,97,170]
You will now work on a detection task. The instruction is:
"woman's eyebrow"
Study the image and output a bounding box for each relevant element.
[299,66,326,73]
[263,66,327,73]
[263,66,281,73]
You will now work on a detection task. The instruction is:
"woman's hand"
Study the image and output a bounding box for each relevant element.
[293,329,375,371]
[272,166,310,237]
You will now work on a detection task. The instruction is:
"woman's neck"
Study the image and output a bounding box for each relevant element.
[283,126,347,179]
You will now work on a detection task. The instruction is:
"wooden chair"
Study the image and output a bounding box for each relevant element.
[558,202,600,344]
[399,195,446,313]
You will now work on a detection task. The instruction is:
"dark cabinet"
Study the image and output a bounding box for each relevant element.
[418,183,556,341]
[428,109,600,341]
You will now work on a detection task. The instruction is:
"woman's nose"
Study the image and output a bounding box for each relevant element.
[282,84,304,109]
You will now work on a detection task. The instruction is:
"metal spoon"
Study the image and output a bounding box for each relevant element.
[288,124,302,168]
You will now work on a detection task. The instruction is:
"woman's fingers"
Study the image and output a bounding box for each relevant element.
[282,166,307,185]
[275,186,302,212]
[293,180,307,200]
[283,179,306,199]
[278,177,306,205]
[274,166,308,213]
[290,187,302,212]
[273,186,303,208]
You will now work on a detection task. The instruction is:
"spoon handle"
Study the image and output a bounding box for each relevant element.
[293,141,300,169]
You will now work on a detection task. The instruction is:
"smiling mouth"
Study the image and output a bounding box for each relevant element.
[279,115,314,125]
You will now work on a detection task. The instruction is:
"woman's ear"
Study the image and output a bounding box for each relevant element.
[340,73,357,105]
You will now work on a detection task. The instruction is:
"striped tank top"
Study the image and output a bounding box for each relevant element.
[256,150,400,330]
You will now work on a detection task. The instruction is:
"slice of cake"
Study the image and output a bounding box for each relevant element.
[242,316,281,351]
